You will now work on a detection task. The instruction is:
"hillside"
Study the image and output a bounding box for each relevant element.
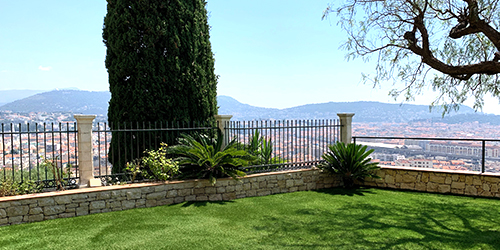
[0,89,45,107]
[0,90,110,115]
[0,90,487,123]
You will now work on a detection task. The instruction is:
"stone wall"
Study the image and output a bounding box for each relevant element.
[0,169,338,226]
[364,166,500,197]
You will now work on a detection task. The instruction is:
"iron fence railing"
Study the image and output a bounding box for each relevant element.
[92,121,217,184]
[353,136,500,173]
[226,119,342,173]
[0,122,78,188]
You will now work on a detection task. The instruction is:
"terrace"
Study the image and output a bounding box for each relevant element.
[0,113,500,230]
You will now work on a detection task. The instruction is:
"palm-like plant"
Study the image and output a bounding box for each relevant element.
[319,142,380,188]
[167,130,256,185]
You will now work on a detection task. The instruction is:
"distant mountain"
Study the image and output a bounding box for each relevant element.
[0,90,489,123]
[0,89,45,106]
[217,96,476,122]
[0,90,110,115]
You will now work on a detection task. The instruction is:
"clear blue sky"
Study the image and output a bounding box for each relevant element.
[1,0,499,114]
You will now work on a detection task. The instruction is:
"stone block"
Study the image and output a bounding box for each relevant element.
[121,200,136,210]
[185,195,196,202]
[226,186,235,192]
[289,187,298,192]
[59,212,75,219]
[29,207,43,215]
[209,194,222,201]
[0,209,6,218]
[28,214,44,222]
[400,183,415,190]
[257,190,271,197]
[473,177,482,186]
[217,187,226,193]
[491,184,498,193]
[415,182,427,191]
[484,176,500,184]
[259,181,267,188]
[451,182,466,189]
[38,198,55,207]
[126,190,142,200]
[9,216,23,224]
[246,190,257,197]
[395,174,403,183]
[146,191,166,200]
[135,199,146,207]
[285,180,294,188]
[205,187,216,194]
[154,185,167,192]
[196,195,208,201]
[89,201,106,210]
[168,189,180,197]
[96,192,111,200]
[402,175,416,183]
[465,185,478,196]
[146,200,157,207]
[385,175,395,184]
[0,218,8,226]
[7,205,29,217]
[429,175,445,184]
[174,197,185,203]
[438,185,451,193]
[43,205,66,216]
[427,182,439,192]
[483,184,491,192]
[465,176,473,185]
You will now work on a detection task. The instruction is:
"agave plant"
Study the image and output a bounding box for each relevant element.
[167,129,256,185]
[319,142,380,188]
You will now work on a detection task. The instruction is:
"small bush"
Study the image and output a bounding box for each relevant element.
[126,143,180,182]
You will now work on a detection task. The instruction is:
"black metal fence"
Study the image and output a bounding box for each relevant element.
[0,122,78,188]
[353,136,500,173]
[92,121,217,183]
[225,119,342,173]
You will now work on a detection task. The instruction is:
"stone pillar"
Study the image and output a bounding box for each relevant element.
[214,115,233,147]
[337,113,354,144]
[74,115,100,188]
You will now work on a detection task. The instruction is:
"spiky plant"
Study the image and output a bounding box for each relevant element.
[319,142,380,188]
[167,130,255,185]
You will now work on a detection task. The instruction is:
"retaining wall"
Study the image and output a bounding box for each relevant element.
[364,166,500,197]
[0,169,338,226]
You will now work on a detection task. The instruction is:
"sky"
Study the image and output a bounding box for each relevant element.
[1,0,500,114]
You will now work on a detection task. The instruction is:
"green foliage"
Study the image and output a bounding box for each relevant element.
[0,180,43,197]
[167,130,256,185]
[103,0,218,172]
[126,143,180,182]
[244,130,286,171]
[319,142,380,188]
[324,0,500,112]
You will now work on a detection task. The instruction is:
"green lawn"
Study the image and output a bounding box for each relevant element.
[1,188,500,249]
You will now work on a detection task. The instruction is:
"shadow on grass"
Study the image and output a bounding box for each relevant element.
[313,186,376,196]
[253,189,500,249]
[179,200,235,207]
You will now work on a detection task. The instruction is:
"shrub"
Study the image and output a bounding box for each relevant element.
[319,142,380,188]
[244,130,286,171]
[126,143,179,182]
[167,130,256,185]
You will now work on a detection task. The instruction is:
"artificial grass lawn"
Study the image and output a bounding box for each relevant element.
[1,188,500,250]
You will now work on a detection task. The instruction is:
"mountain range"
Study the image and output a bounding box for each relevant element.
[0,89,493,124]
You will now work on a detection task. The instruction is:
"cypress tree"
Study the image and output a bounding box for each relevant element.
[103,0,218,173]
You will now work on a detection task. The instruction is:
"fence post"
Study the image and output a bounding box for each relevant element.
[214,115,233,147]
[337,113,354,144]
[74,115,100,188]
